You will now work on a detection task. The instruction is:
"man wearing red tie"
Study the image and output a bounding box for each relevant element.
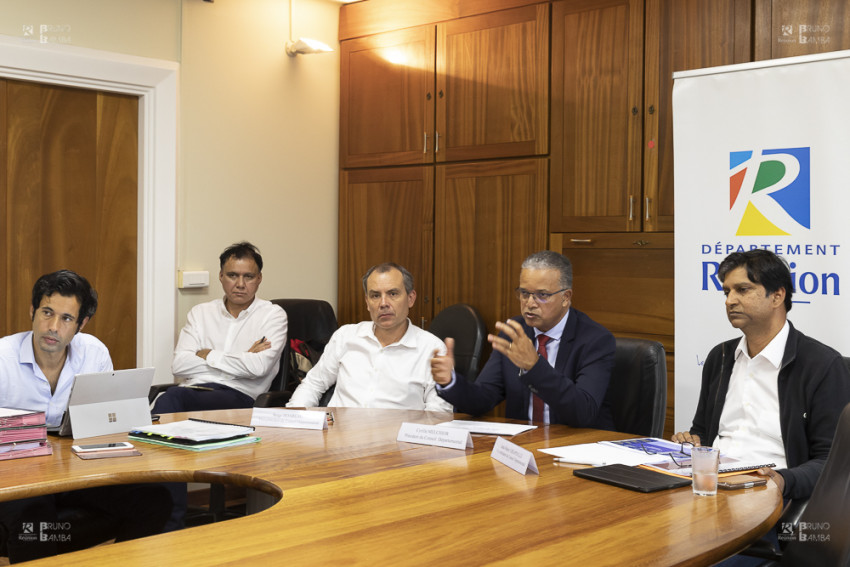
[431,251,616,429]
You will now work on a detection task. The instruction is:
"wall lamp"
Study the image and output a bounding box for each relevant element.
[286,0,333,57]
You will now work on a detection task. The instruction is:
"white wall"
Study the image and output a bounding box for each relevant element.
[0,0,341,338]
[178,0,340,331]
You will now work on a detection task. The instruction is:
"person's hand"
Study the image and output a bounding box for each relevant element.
[248,337,271,353]
[757,467,785,494]
[670,431,701,446]
[196,348,211,360]
[431,337,455,385]
[488,320,538,371]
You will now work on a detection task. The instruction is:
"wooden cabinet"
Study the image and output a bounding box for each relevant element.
[340,26,435,168]
[340,4,549,168]
[338,158,548,330]
[338,167,434,325]
[552,233,674,435]
[435,158,548,329]
[550,0,752,233]
[437,5,549,162]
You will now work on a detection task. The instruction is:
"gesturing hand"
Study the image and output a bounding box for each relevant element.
[488,320,539,371]
[431,337,455,385]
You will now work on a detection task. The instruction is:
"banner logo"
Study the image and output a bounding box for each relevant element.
[729,147,810,236]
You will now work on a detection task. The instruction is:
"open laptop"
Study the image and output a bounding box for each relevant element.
[54,368,155,439]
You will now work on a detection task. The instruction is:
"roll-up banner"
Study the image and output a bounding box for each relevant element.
[673,50,850,431]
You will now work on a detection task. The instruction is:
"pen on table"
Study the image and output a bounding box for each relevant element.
[553,458,607,467]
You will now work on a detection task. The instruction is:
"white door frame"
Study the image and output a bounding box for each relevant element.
[0,34,177,383]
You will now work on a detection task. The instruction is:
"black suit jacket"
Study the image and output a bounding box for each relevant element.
[438,309,616,429]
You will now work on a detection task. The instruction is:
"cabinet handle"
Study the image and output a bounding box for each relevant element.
[628,196,634,221]
[421,317,426,328]
[648,105,655,115]
[645,196,650,220]
[436,296,441,305]
[631,106,638,115]
[439,90,444,98]
[424,132,429,153]
[569,239,593,244]
[633,239,650,247]
[435,132,440,153]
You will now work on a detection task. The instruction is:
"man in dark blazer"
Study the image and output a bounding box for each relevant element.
[431,251,615,429]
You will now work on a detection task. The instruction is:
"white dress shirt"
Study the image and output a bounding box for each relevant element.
[287,320,452,412]
[715,321,789,469]
[172,297,288,400]
[0,331,113,427]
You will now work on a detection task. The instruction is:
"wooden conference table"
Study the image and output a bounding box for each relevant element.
[1,408,782,566]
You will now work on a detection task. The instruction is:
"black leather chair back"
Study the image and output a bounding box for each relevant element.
[429,303,487,382]
[605,337,667,437]
[259,299,337,402]
[781,402,850,566]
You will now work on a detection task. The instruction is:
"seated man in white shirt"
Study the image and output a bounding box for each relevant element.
[287,263,451,412]
[153,242,288,413]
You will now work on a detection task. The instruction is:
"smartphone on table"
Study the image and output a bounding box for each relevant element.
[717,475,767,490]
[71,442,135,453]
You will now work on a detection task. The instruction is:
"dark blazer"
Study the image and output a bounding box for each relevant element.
[691,322,850,501]
[438,309,616,429]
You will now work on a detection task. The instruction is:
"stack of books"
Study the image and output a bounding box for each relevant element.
[0,407,53,460]
[129,418,260,451]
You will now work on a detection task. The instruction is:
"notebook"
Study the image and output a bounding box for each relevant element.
[573,463,692,493]
[55,368,155,439]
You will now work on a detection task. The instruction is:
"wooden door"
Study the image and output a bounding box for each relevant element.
[0,79,138,369]
[338,167,434,327]
[340,26,436,168]
[754,0,850,59]
[550,0,644,232]
[435,158,548,333]
[436,4,549,163]
[643,0,752,232]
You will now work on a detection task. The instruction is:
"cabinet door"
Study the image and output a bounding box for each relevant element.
[550,0,644,232]
[436,4,549,163]
[338,167,434,326]
[553,232,674,435]
[340,26,436,168]
[435,158,548,332]
[644,0,752,231]
[754,0,850,59]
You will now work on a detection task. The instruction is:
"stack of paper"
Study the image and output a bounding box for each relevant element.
[0,408,53,460]
[541,437,774,477]
[129,418,260,451]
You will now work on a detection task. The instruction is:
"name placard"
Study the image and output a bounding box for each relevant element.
[250,408,327,430]
[397,422,473,450]
[491,436,539,475]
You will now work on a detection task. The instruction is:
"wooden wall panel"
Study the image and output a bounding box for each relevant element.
[2,80,138,369]
[755,0,850,60]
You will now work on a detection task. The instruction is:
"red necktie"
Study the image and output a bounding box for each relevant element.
[532,335,550,423]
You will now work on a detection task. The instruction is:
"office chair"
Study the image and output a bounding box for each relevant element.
[428,303,487,382]
[604,337,667,438]
[254,298,337,407]
[737,401,850,566]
